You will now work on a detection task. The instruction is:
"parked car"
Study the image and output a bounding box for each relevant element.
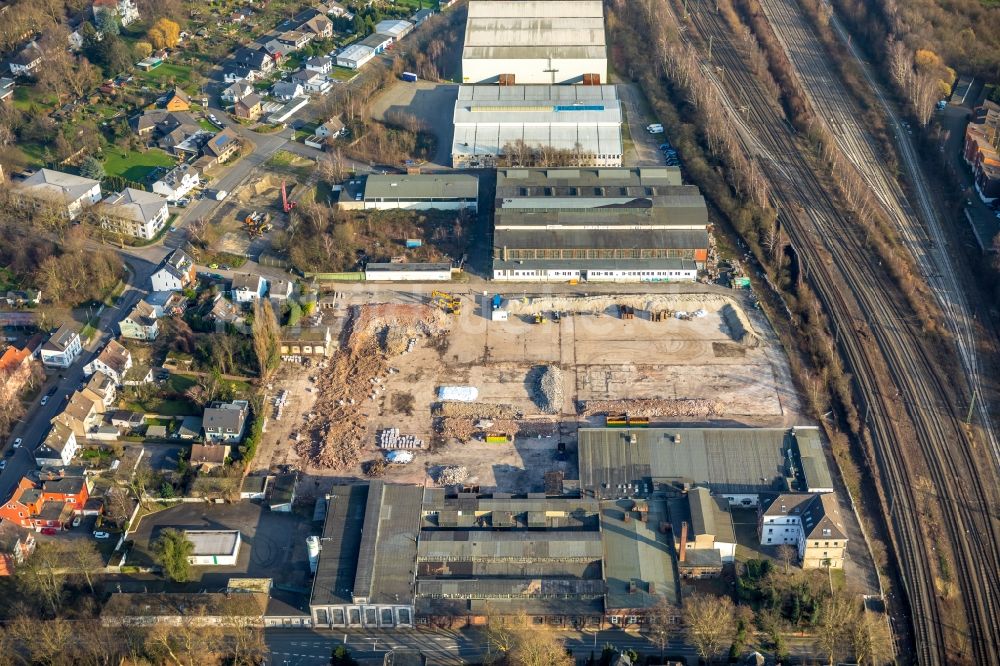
[46,386,58,396]
[175,198,191,207]
[13,438,21,448]
[41,527,57,535]
[72,516,81,528]
[220,264,231,270]
[0,460,6,470]
[40,396,48,406]
[93,531,110,539]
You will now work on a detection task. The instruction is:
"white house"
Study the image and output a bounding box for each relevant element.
[40,325,83,368]
[759,493,848,569]
[221,80,254,104]
[291,69,331,94]
[92,0,140,26]
[83,339,133,385]
[231,273,266,303]
[335,43,375,70]
[271,81,305,101]
[152,164,200,201]
[119,300,159,341]
[203,400,250,443]
[9,43,42,77]
[315,117,345,140]
[16,169,102,220]
[267,278,294,301]
[100,188,170,240]
[304,56,333,74]
[36,424,79,467]
[150,249,195,292]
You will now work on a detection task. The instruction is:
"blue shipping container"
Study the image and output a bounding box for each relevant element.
[402,72,418,82]
[405,239,423,248]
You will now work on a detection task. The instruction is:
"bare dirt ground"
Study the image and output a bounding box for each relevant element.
[256,290,805,493]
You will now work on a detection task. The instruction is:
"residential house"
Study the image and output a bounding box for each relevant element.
[35,423,79,467]
[84,339,133,385]
[0,520,35,574]
[201,128,241,166]
[374,20,413,42]
[208,295,246,332]
[120,300,159,341]
[15,169,102,221]
[190,443,231,470]
[277,30,312,50]
[412,8,434,25]
[315,117,345,139]
[300,14,333,40]
[759,493,849,569]
[41,474,91,509]
[304,56,333,74]
[335,43,375,70]
[177,415,202,440]
[319,1,352,18]
[93,0,140,26]
[223,64,259,84]
[100,188,170,240]
[85,371,118,409]
[158,123,202,154]
[68,29,85,51]
[291,69,331,94]
[162,87,191,112]
[0,344,39,408]
[51,389,104,439]
[152,164,201,201]
[150,249,196,292]
[963,101,1000,201]
[144,291,186,317]
[123,364,153,386]
[233,47,274,77]
[0,474,90,532]
[9,42,42,77]
[221,80,254,104]
[268,278,294,301]
[271,81,304,101]
[40,324,82,368]
[203,400,250,443]
[109,410,143,429]
[262,39,294,60]
[0,77,14,102]
[129,109,183,138]
[234,94,263,121]
[232,273,267,303]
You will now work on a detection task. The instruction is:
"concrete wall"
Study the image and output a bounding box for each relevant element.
[461,57,607,84]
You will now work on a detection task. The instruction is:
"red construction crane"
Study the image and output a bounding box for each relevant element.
[281,180,297,214]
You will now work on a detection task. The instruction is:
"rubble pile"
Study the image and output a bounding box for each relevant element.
[579,398,725,419]
[434,402,523,420]
[532,365,563,414]
[438,417,521,441]
[436,465,470,486]
[296,304,449,470]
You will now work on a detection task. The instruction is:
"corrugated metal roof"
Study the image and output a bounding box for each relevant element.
[493,228,709,250]
[579,428,830,498]
[467,1,605,19]
[310,485,368,606]
[364,174,479,200]
[491,258,698,271]
[601,500,679,609]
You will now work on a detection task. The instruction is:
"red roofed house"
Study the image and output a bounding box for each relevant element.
[0,474,91,532]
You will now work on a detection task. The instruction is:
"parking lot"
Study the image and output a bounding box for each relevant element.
[126,502,316,590]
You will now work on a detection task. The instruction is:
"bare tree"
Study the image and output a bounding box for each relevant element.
[682,593,737,663]
[851,612,895,665]
[815,590,862,666]
[251,299,281,382]
[776,544,797,574]
[646,596,676,660]
[64,539,104,595]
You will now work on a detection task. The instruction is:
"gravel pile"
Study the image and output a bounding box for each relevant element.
[533,365,563,414]
[436,465,470,486]
[579,398,725,418]
[434,402,523,420]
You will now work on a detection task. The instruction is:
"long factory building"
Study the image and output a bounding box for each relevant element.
[491,167,710,282]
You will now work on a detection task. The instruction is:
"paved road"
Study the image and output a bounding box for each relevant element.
[0,261,152,500]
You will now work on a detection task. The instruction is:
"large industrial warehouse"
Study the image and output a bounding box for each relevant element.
[491,167,710,282]
[462,0,607,84]
[451,85,623,168]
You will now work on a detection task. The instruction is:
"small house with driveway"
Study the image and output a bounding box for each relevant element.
[271,81,304,102]
[40,325,82,368]
[232,273,267,303]
[305,56,333,74]
[203,400,250,443]
[234,94,263,121]
[221,80,254,104]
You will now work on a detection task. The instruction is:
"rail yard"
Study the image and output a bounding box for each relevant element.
[637,0,1000,662]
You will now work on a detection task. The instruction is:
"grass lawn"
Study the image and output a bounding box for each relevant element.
[166,374,198,394]
[125,398,199,417]
[135,62,194,87]
[391,0,438,9]
[329,66,358,82]
[103,148,176,183]
[198,118,217,132]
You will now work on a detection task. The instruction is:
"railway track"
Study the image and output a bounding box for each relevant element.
[661,2,1000,663]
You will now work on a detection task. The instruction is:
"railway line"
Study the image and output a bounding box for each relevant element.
[659,1,1000,663]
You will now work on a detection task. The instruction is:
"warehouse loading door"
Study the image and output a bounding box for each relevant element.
[499,73,516,85]
[583,73,601,85]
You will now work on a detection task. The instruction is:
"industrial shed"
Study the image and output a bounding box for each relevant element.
[350,174,480,211]
[491,167,709,282]
[184,530,242,566]
[452,85,622,168]
[364,263,453,282]
[462,0,607,84]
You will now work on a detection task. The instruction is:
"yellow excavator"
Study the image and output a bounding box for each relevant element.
[431,290,462,315]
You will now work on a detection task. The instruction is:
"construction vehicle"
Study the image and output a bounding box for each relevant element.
[533,313,547,324]
[281,180,297,214]
[431,290,461,315]
[243,210,272,238]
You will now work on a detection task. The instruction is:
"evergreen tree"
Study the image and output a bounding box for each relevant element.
[79,155,105,181]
